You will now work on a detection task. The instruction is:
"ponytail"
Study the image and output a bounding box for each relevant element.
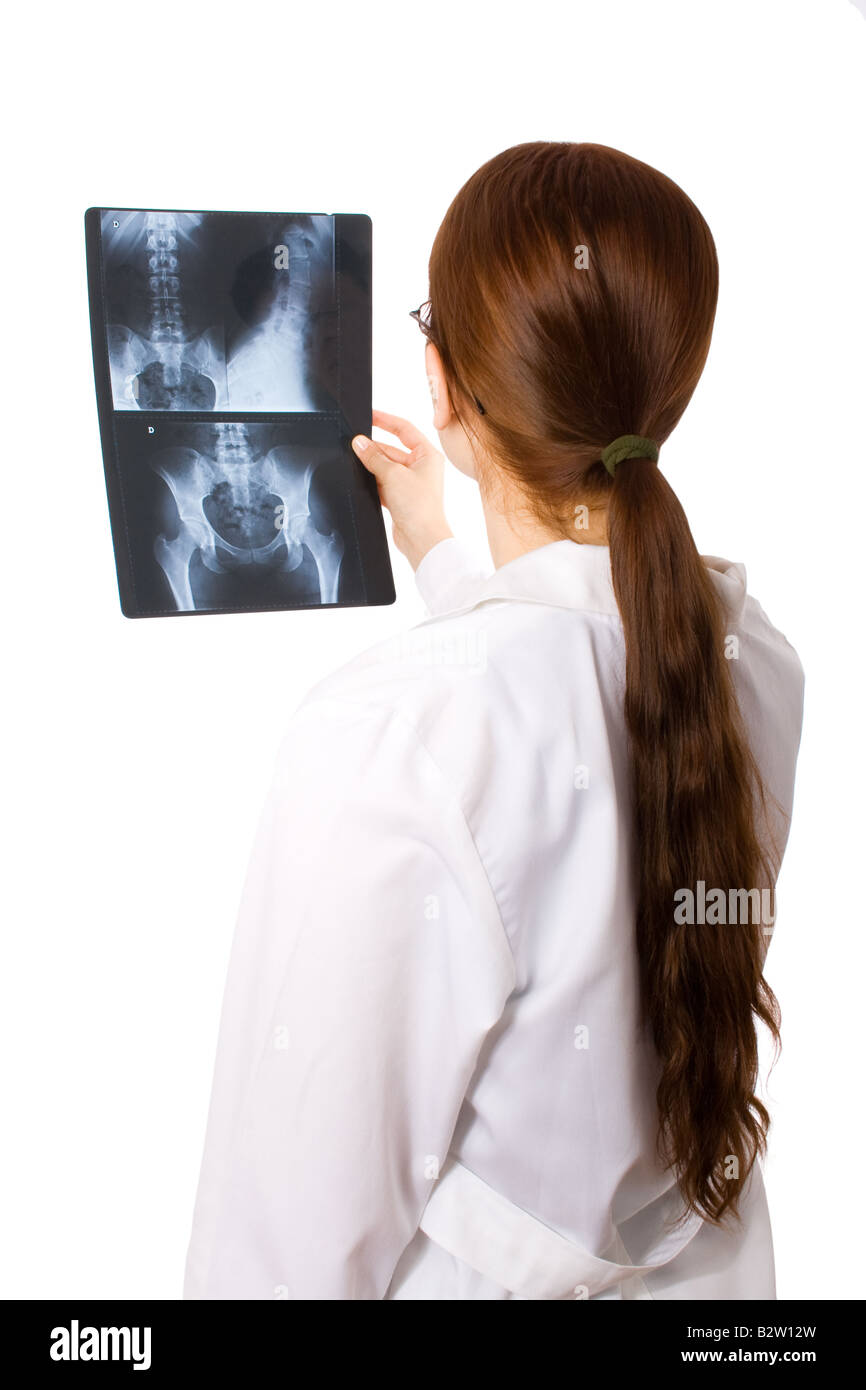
[608,458,779,1223]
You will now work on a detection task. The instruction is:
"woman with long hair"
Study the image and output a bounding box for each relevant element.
[184,142,804,1300]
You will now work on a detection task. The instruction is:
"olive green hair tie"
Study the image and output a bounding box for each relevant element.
[601,434,660,478]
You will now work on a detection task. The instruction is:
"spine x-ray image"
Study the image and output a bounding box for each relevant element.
[100,210,335,414]
[86,207,393,617]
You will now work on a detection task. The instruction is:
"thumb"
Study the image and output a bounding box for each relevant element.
[352,434,399,482]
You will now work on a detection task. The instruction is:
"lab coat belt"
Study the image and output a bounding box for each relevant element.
[418,1156,704,1300]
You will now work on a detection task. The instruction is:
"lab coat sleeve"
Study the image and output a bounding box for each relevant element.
[183,695,516,1300]
[414,537,492,616]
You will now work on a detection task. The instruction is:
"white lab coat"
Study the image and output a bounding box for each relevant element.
[183,537,804,1300]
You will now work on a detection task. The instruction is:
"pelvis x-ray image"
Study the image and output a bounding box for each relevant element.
[121,421,350,613]
[101,210,336,413]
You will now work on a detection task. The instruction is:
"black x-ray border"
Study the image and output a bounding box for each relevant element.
[85,207,395,618]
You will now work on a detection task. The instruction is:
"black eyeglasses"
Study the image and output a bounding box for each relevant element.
[409,300,486,416]
[409,299,433,337]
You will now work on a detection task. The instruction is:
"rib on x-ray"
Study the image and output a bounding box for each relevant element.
[150,423,344,611]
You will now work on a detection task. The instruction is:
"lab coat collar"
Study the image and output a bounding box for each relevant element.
[421,539,748,625]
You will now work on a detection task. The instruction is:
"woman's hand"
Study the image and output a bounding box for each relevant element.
[352,410,453,571]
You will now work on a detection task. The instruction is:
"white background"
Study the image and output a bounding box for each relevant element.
[2,0,863,1299]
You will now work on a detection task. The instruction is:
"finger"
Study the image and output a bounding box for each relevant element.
[372,440,412,465]
[372,410,436,455]
[352,434,401,481]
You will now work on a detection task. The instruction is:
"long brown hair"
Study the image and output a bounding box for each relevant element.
[426,142,780,1225]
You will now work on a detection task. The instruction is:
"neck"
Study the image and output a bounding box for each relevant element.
[480,486,609,568]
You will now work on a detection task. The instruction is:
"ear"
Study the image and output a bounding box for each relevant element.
[424,341,453,432]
